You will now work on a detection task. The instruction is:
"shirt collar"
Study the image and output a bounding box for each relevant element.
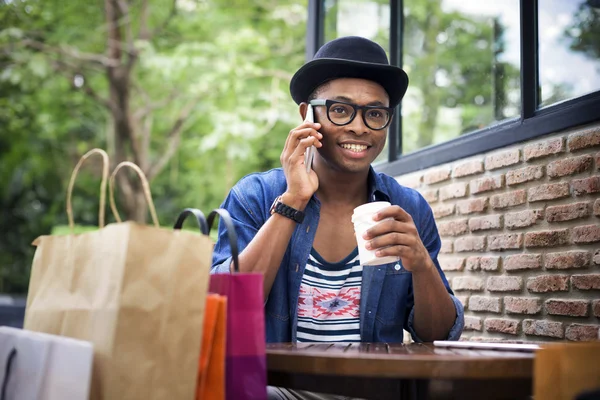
[367,166,391,203]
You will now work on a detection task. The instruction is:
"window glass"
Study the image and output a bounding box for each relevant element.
[402,0,521,153]
[323,0,391,163]
[538,0,600,108]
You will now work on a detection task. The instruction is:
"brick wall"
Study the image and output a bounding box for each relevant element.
[396,123,600,342]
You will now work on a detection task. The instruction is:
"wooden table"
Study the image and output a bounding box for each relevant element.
[267,343,535,400]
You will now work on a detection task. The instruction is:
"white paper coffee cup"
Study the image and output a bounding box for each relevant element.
[352,202,400,266]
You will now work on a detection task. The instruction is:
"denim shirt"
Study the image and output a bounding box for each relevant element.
[211,167,465,343]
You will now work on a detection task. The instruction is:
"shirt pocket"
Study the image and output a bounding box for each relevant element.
[374,264,412,326]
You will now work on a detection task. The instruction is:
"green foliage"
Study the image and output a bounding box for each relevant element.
[0,0,307,293]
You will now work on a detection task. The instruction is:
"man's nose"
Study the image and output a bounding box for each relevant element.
[345,110,369,135]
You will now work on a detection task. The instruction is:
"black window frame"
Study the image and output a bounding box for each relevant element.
[306,0,600,176]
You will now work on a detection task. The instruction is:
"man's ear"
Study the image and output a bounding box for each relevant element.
[299,102,308,121]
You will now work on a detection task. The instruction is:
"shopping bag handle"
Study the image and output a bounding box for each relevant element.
[0,348,17,400]
[207,209,240,273]
[66,148,110,229]
[108,161,160,227]
[173,208,209,235]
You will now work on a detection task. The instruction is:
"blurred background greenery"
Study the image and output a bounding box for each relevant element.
[0,0,307,293]
[1,0,598,295]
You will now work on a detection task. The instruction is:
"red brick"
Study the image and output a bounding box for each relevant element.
[595,249,600,265]
[397,174,422,189]
[545,299,589,317]
[593,300,600,318]
[572,224,600,244]
[528,183,570,202]
[523,319,564,339]
[506,165,544,186]
[571,274,600,290]
[440,240,453,254]
[594,199,600,216]
[470,175,505,194]
[439,257,465,272]
[456,198,488,215]
[455,295,469,310]
[525,229,570,248]
[437,219,468,237]
[452,276,484,291]
[468,215,503,232]
[527,275,569,293]
[505,209,544,230]
[547,155,594,178]
[490,190,526,209]
[439,183,468,201]
[485,318,520,335]
[432,204,455,219]
[504,254,542,271]
[485,149,521,171]
[488,233,523,251]
[464,316,482,331]
[453,160,484,178]
[572,176,600,196]
[524,137,565,161]
[423,168,451,184]
[422,189,438,203]
[455,236,486,252]
[487,276,523,292]
[469,296,501,313]
[466,256,500,271]
[567,127,600,151]
[546,202,591,222]
[504,297,542,315]
[565,324,600,341]
[545,251,590,270]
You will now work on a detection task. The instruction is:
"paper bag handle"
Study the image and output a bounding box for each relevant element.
[108,161,160,227]
[0,348,16,400]
[207,209,240,273]
[66,148,110,229]
[173,208,209,235]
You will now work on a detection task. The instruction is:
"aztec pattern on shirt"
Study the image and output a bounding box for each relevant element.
[297,247,362,342]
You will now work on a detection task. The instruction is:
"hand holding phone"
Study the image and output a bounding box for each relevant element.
[303,104,316,174]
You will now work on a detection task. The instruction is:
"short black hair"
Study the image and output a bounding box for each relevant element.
[307,81,330,102]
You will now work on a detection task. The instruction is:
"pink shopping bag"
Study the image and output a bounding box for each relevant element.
[207,210,266,400]
[174,208,266,400]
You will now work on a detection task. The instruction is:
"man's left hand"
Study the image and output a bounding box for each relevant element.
[362,205,433,273]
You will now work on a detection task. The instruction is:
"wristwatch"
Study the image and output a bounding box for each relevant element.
[269,195,305,224]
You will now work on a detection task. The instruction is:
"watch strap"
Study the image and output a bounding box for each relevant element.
[271,196,305,224]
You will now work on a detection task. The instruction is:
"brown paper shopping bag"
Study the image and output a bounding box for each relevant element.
[24,150,212,400]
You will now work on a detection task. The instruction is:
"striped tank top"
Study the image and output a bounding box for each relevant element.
[296,247,362,342]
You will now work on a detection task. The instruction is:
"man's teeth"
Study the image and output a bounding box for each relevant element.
[340,144,368,152]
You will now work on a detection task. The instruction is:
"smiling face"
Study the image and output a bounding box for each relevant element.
[308,78,391,174]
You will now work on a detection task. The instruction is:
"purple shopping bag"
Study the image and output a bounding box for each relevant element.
[206,209,266,400]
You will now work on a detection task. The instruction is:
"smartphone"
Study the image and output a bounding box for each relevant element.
[304,104,316,174]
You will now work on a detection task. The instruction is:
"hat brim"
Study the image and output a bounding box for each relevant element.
[290,58,409,108]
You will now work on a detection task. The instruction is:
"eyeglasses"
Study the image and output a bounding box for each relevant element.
[309,99,394,131]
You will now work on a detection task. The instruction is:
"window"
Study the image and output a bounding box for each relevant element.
[306,0,600,174]
[538,0,600,108]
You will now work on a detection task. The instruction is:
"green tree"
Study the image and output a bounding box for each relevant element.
[0,0,307,293]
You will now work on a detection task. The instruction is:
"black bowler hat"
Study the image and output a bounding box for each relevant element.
[290,36,409,108]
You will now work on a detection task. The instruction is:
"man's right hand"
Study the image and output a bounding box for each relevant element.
[280,121,322,209]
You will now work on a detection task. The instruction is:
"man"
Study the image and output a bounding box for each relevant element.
[211,36,464,345]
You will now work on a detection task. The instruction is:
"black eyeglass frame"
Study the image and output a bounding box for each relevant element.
[309,99,394,131]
